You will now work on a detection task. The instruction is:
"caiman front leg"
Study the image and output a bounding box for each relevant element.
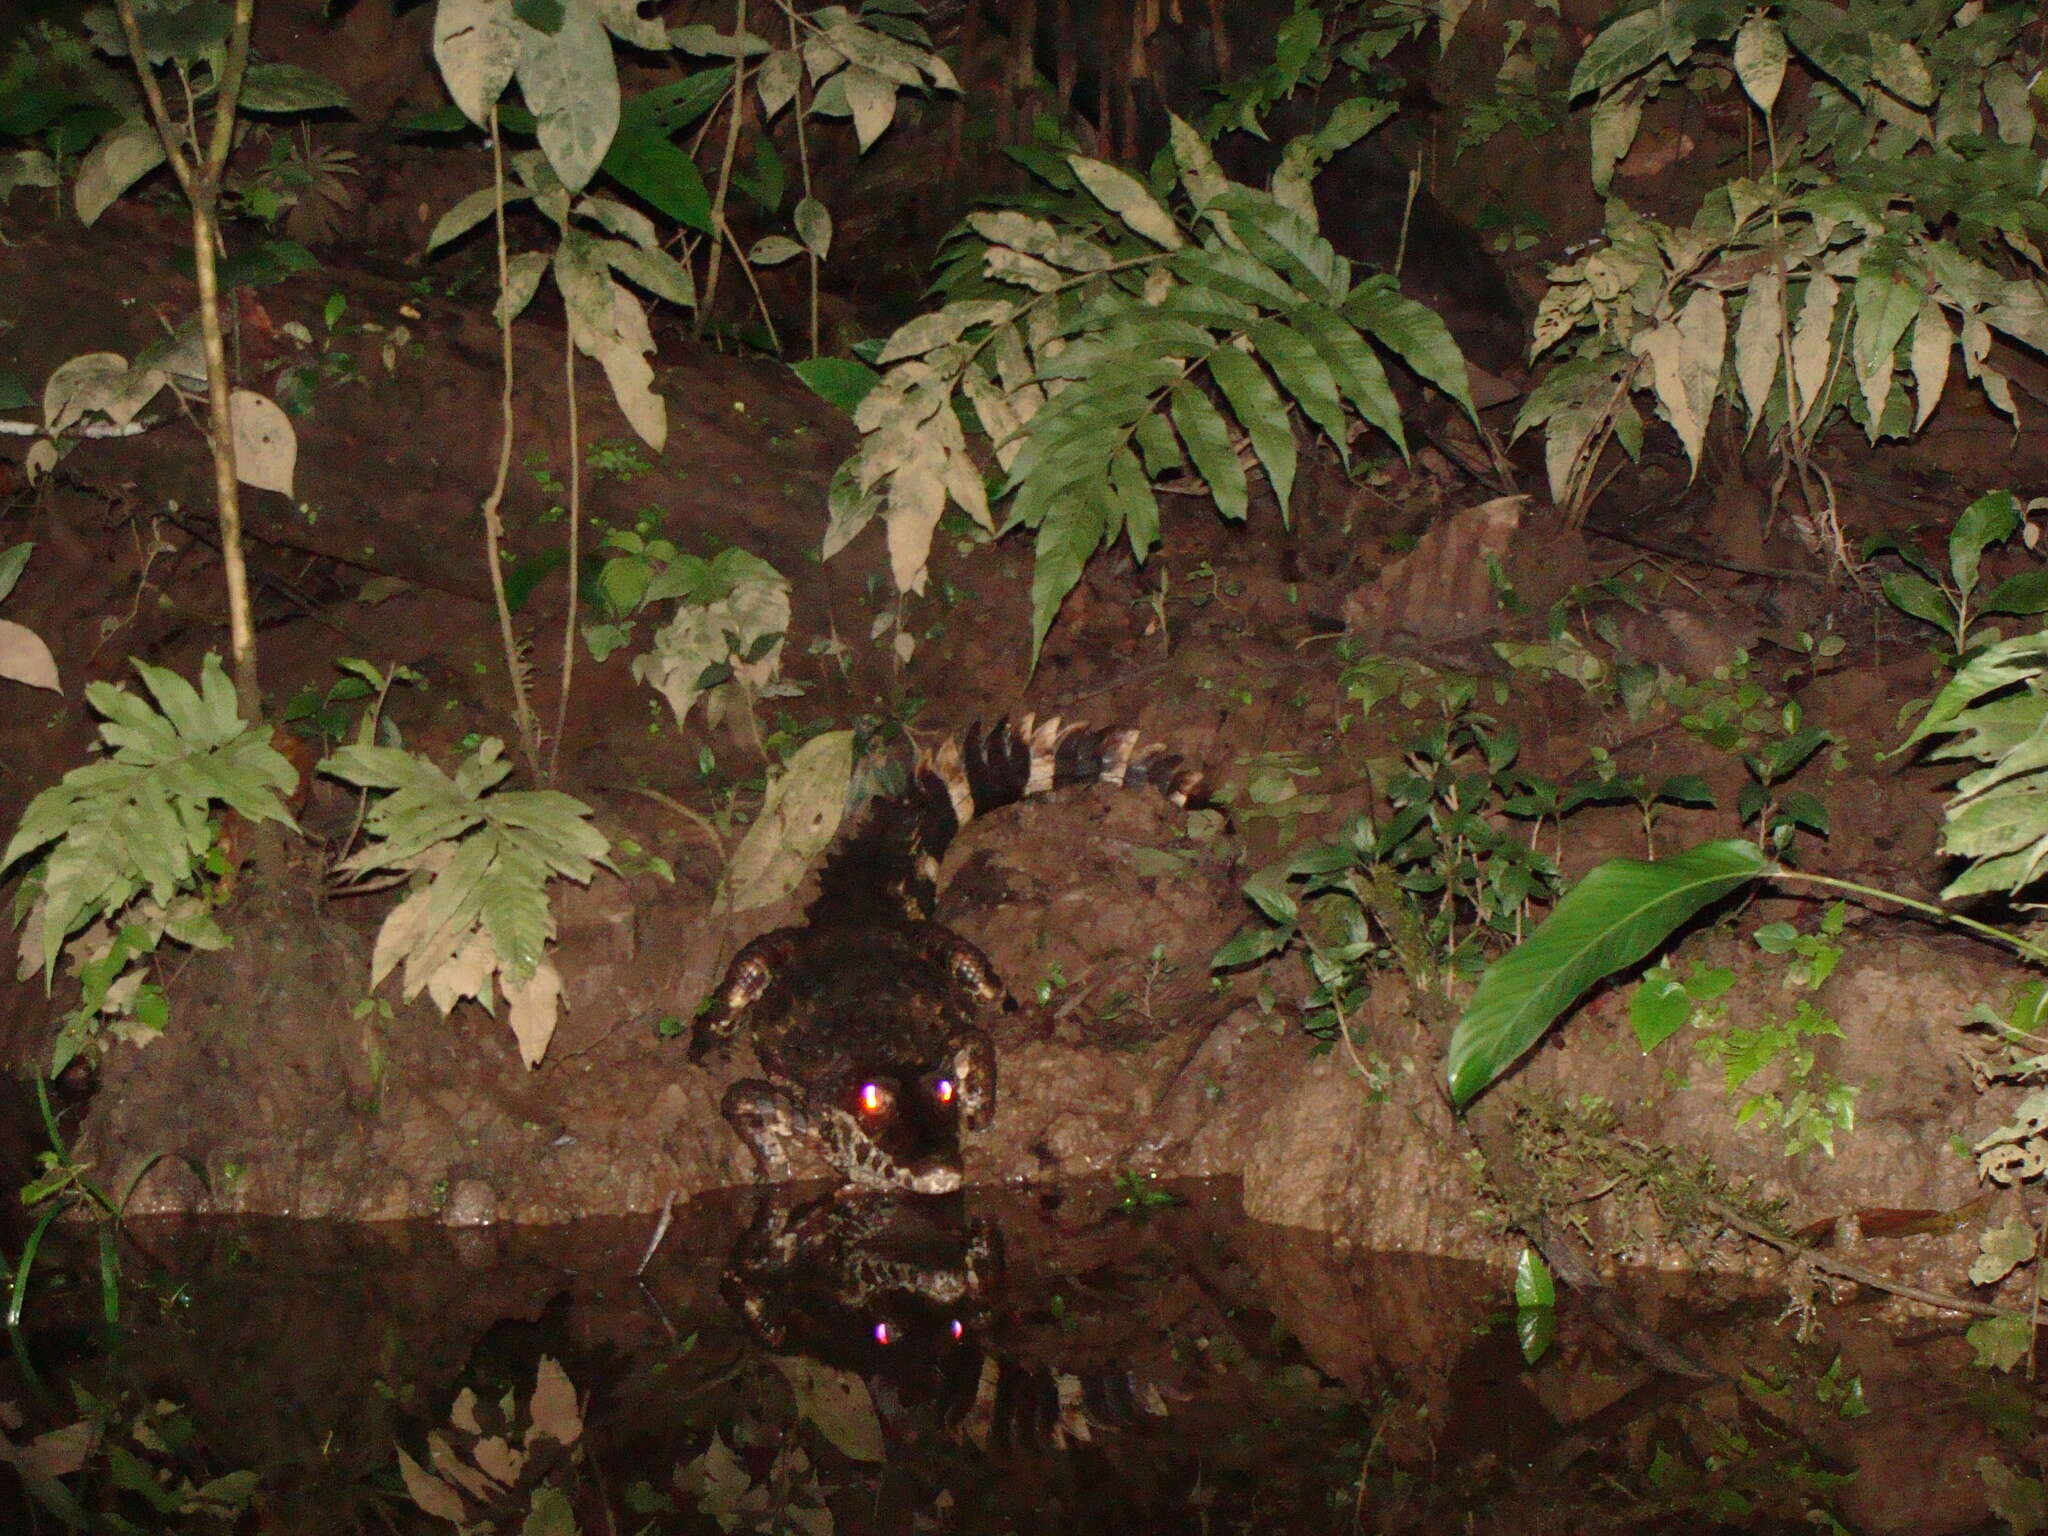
[944,1027,998,1135]
[692,928,804,1062]
[720,1078,813,1183]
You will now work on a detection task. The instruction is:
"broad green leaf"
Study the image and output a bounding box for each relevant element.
[603,117,714,232]
[1907,631,2048,747]
[1968,1313,2031,1373]
[604,242,696,309]
[792,357,880,414]
[0,542,34,607]
[1132,411,1183,477]
[1629,966,1693,1051]
[1169,245,1302,311]
[1953,490,2022,597]
[516,0,620,193]
[1851,271,1917,439]
[1250,319,1346,454]
[1514,1246,1556,1307]
[1169,383,1248,521]
[1568,9,1671,97]
[239,63,352,115]
[1881,570,1953,634]
[1211,189,1344,300]
[477,837,550,985]
[1987,571,2048,617]
[1447,840,1771,1105]
[1294,303,1403,452]
[1107,447,1159,562]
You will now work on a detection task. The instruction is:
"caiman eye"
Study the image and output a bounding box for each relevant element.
[933,1077,955,1104]
[859,1082,886,1114]
[949,1318,964,1340]
[873,1321,895,1346]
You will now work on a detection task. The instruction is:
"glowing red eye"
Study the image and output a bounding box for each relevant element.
[874,1322,894,1346]
[934,1078,955,1104]
[949,1318,964,1340]
[859,1083,884,1113]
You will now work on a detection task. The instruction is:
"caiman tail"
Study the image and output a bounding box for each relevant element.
[805,715,1209,927]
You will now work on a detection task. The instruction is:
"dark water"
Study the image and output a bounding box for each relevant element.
[0,1179,2023,1534]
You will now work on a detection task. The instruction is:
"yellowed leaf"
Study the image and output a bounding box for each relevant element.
[1909,297,1951,430]
[1732,266,1783,431]
[885,434,947,594]
[396,1446,467,1525]
[422,928,494,1014]
[526,1356,584,1448]
[503,958,562,1069]
[1789,272,1838,425]
[229,390,297,497]
[428,1430,500,1501]
[843,65,896,151]
[0,619,60,693]
[772,1355,884,1462]
[370,886,434,990]
[43,353,126,434]
[470,1434,523,1488]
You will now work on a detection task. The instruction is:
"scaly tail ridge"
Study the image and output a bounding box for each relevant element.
[806,716,1206,925]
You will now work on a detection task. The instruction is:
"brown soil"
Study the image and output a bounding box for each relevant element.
[1,3,2044,1326]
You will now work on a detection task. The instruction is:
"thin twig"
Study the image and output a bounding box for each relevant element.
[548,328,580,782]
[479,106,541,774]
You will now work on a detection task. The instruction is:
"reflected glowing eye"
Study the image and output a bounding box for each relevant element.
[934,1078,955,1104]
[873,1322,894,1346]
[859,1083,885,1113]
[949,1318,964,1340]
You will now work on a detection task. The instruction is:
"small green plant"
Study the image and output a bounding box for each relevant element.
[320,737,611,1067]
[1213,701,1572,1038]
[284,657,422,745]
[2,655,296,1075]
[1629,909,1859,1160]
[1867,490,2048,657]
[1112,1170,1178,1212]
[1736,713,1832,858]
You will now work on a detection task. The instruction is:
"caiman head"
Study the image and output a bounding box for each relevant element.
[812,1034,997,1194]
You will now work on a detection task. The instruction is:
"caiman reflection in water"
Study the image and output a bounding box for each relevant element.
[721,1186,1174,1455]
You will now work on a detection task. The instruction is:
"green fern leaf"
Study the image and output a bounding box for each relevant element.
[1169,246,1302,311]
[1109,448,1161,561]
[132,659,216,747]
[1207,344,1295,517]
[1208,189,1346,301]
[1345,278,1476,420]
[1169,382,1248,520]
[478,837,552,988]
[1031,490,1108,663]
[1293,302,1404,453]
[1249,318,1348,454]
